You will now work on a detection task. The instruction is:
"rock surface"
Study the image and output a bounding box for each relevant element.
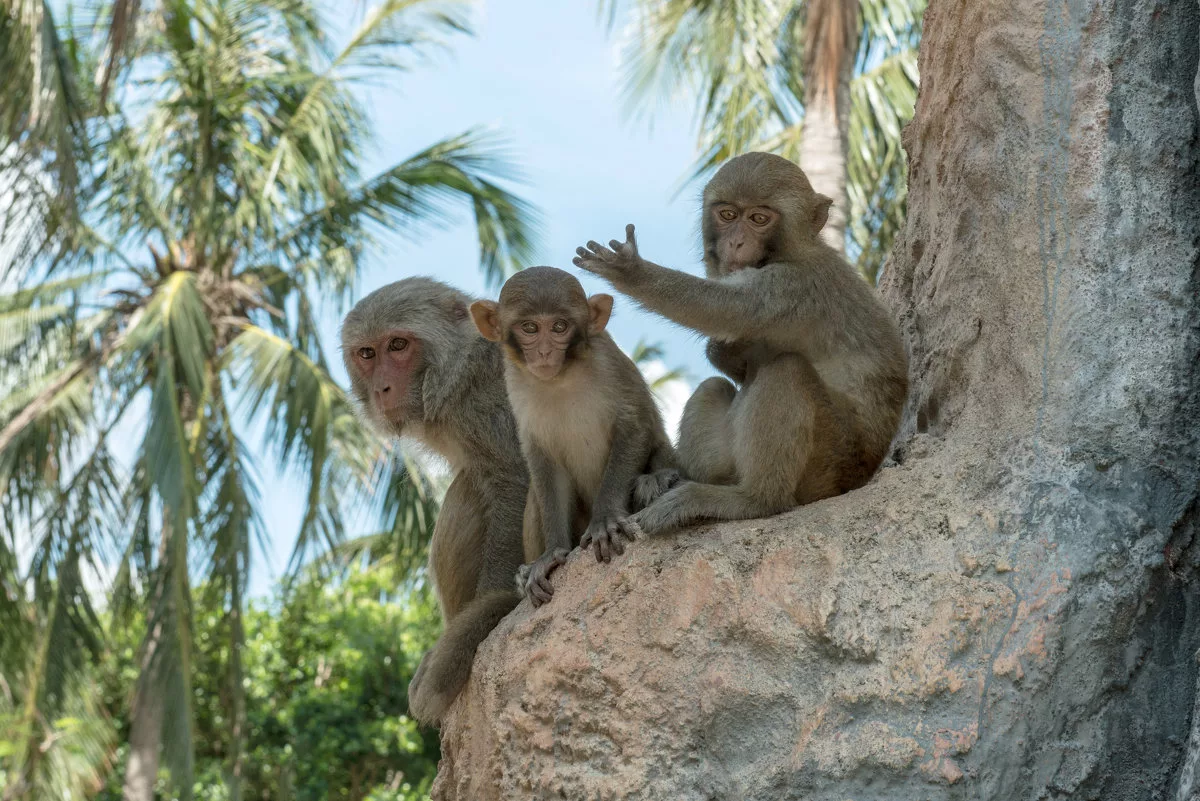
[431,0,1200,798]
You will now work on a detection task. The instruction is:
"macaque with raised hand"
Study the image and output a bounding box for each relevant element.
[470,266,677,606]
[341,277,527,725]
[573,152,907,533]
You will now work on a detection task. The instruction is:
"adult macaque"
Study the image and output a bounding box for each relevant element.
[470,267,677,606]
[573,152,907,533]
[341,277,527,724]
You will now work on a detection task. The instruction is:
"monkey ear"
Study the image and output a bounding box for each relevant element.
[587,294,613,335]
[469,300,502,341]
[812,194,833,233]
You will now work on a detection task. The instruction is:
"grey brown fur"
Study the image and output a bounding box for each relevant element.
[574,152,907,533]
[471,267,677,605]
[341,277,526,724]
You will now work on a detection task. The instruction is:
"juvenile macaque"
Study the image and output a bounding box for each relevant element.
[574,152,907,532]
[470,267,677,605]
[341,278,527,724]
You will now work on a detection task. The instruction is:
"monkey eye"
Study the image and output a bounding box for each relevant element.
[749,212,771,225]
[521,322,538,335]
[388,337,408,352]
[357,346,376,360]
[718,209,738,222]
[551,319,568,334]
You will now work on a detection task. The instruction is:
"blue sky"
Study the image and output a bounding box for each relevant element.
[249,0,716,596]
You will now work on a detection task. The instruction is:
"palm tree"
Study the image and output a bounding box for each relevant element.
[607,0,923,282]
[630,339,687,394]
[0,1,537,799]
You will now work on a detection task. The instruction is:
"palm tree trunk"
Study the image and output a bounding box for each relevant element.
[798,0,859,253]
[123,666,166,801]
[227,583,246,801]
[122,555,169,801]
[123,518,188,801]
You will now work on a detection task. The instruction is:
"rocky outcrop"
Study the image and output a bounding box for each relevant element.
[431,0,1200,798]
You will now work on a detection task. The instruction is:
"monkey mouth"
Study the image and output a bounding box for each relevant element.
[527,363,564,381]
[728,260,765,272]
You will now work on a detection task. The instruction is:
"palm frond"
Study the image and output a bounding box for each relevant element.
[628,338,688,392]
[325,454,439,581]
[275,129,539,291]
[225,325,362,571]
[0,0,89,201]
[611,0,923,280]
[846,48,918,281]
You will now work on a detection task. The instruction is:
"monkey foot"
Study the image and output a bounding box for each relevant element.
[633,469,682,510]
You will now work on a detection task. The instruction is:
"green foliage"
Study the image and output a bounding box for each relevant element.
[629,338,688,392]
[0,0,536,797]
[89,569,442,801]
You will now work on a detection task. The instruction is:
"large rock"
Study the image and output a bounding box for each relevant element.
[431,0,1200,797]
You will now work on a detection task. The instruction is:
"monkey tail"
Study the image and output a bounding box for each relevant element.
[407,589,520,725]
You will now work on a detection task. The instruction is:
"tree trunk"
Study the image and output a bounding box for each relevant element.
[797,0,857,254]
[122,576,168,801]
[226,580,245,801]
[430,0,1200,798]
[123,521,193,801]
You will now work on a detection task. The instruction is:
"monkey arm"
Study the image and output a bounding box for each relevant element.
[580,420,650,562]
[575,224,814,341]
[621,260,814,340]
[593,421,652,519]
[526,445,574,554]
[472,465,528,596]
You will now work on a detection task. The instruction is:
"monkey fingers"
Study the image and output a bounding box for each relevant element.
[573,225,644,282]
[525,548,570,607]
[581,516,637,563]
[608,223,639,258]
[616,516,644,542]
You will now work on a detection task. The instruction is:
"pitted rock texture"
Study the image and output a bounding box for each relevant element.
[431,0,1200,797]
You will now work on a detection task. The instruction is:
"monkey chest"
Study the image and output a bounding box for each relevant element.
[519,394,615,502]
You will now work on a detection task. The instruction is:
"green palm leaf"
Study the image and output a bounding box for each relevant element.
[608,0,923,281]
[0,1,538,797]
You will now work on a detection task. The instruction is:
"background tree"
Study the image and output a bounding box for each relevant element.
[0,1,537,799]
[607,0,923,282]
[92,568,443,801]
[629,339,687,394]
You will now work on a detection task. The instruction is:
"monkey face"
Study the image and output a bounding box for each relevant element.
[506,314,578,380]
[346,329,423,426]
[471,268,613,383]
[708,202,779,274]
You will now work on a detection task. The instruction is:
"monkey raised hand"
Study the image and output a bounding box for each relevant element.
[573,224,646,285]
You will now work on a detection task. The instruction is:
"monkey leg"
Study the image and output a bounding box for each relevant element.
[677,377,738,485]
[632,356,845,533]
[406,589,519,724]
